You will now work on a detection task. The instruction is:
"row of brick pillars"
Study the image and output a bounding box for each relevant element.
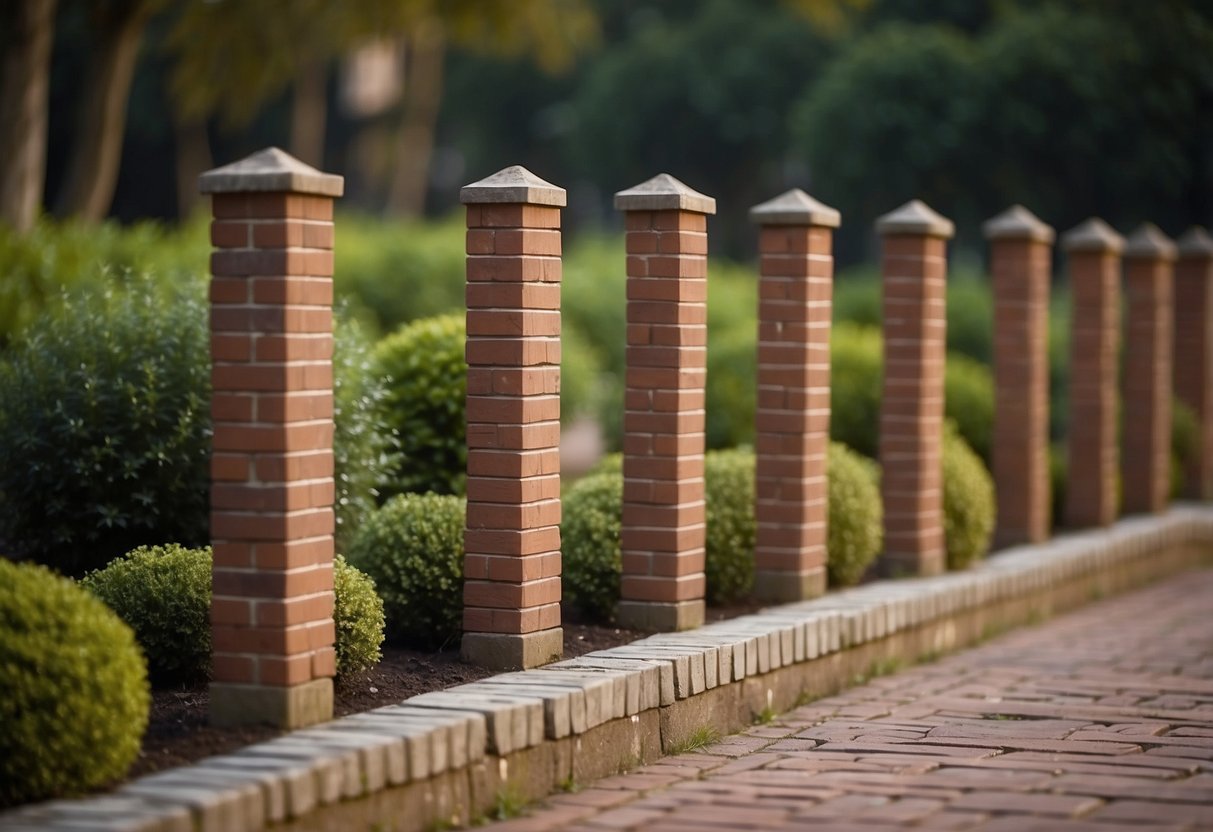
[201,148,1213,728]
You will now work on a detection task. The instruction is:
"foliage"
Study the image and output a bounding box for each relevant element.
[0,559,149,807]
[81,544,211,684]
[704,449,756,604]
[829,323,883,457]
[706,324,758,450]
[346,493,466,649]
[1050,443,1066,531]
[0,277,211,575]
[942,421,995,570]
[826,442,883,586]
[373,314,469,498]
[944,353,994,463]
[333,553,386,678]
[560,471,623,622]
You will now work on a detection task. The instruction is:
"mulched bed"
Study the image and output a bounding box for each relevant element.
[130,603,762,780]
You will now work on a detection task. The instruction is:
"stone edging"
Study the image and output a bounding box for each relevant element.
[3,506,1211,832]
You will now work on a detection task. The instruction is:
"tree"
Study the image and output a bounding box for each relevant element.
[0,0,57,233]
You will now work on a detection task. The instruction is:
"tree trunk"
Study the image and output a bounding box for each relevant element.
[56,0,152,223]
[173,111,211,221]
[386,19,446,217]
[290,59,328,167]
[0,0,57,233]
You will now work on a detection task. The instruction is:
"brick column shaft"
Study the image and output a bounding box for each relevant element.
[614,174,716,632]
[876,200,954,576]
[1122,224,1176,515]
[1174,227,1213,499]
[200,148,343,729]
[460,167,565,670]
[985,206,1055,546]
[1062,219,1124,528]
[749,190,840,600]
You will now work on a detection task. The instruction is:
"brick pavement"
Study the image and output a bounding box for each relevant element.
[485,569,1213,831]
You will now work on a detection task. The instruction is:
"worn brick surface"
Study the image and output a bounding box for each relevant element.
[486,569,1213,830]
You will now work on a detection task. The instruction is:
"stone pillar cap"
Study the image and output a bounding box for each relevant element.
[875,199,954,239]
[749,188,840,228]
[982,204,1054,243]
[1061,217,1124,254]
[199,146,344,197]
[460,165,566,207]
[614,173,716,215]
[1176,226,1213,258]
[1124,223,1177,261]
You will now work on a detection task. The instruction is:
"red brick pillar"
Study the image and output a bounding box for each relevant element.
[614,174,715,631]
[1122,224,1176,515]
[876,200,953,576]
[199,147,341,728]
[748,189,840,600]
[1062,218,1124,528]
[984,205,1054,546]
[1174,227,1213,499]
[460,166,565,669]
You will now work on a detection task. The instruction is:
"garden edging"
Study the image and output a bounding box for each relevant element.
[3,505,1211,832]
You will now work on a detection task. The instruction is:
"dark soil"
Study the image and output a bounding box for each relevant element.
[131,603,762,779]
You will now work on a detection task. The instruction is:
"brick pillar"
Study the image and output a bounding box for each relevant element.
[1174,227,1213,499]
[460,166,565,670]
[199,147,341,729]
[876,200,953,577]
[1062,218,1124,528]
[614,174,715,631]
[1122,223,1176,515]
[984,205,1055,546]
[748,189,840,600]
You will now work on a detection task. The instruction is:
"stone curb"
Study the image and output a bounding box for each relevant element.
[3,506,1211,831]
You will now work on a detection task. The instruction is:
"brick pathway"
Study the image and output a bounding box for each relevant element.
[486,569,1213,831]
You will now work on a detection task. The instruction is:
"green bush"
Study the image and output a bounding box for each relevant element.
[1172,398,1200,499]
[81,544,211,684]
[833,268,882,327]
[332,311,398,550]
[827,442,884,586]
[830,323,883,457]
[705,325,758,450]
[942,422,996,570]
[333,554,386,678]
[346,493,466,649]
[704,449,756,603]
[0,559,150,807]
[944,354,994,463]
[561,472,624,622]
[0,278,211,575]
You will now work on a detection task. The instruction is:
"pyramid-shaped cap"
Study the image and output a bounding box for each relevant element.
[749,188,840,228]
[1124,223,1177,261]
[875,199,954,238]
[982,204,1054,243]
[614,173,716,214]
[1176,226,1213,258]
[199,147,344,197]
[1061,218,1124,254]
[460,165,566,207]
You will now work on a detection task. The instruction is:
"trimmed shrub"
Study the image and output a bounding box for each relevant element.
[561,472,624,622]
[704,449,756,603]
[346,493,466,649]
[0,559,150,807]
[81,544,211,684]
[1172,398,1200,498]
[0,278,211,575]
[706,325,758,450]
[826,442,883,586]
[333,554,386,678]
[942,422,996,570]
[944,354,994,463]
[374,314,468,498]
[830,323,882,457]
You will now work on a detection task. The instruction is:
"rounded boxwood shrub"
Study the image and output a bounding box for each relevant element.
[0,558,150,807]
[81,544,211,684]
[942,421,996,570]
[0,278,210,575]
[82,545,384,682]
[827,442,883,586]
[944,354,994,464]
[561,472,624,622]
[704,448,756,604]
[346,493,466,649]
[333,553,386,678]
